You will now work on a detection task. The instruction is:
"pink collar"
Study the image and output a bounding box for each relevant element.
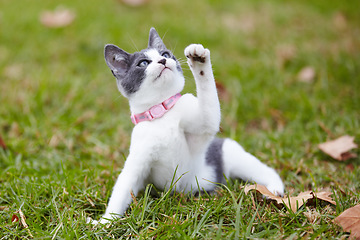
[131,93,182,125]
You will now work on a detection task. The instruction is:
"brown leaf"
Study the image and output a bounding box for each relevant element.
[11,214,19,223]
[244,184,336,212]
[297,66,316,83]
[0,136,7,150]
[314,191,336,205]
[318,135,358,161]
[216,81,231,103]
[40,8,75,28]
[334,204,360,240]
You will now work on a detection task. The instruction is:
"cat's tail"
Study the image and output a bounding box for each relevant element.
[221,138,284,196]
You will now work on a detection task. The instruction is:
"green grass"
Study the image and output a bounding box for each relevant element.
[1,0,359,238]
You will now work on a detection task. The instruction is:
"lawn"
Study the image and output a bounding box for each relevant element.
[0,0,359,238]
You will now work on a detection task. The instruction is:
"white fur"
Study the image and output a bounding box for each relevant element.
[89,44,284,225]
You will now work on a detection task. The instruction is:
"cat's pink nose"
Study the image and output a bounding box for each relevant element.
[158,58,166,65]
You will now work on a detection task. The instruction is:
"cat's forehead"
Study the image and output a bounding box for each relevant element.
[131,47,167,60]
[135,48,161,58]
[144,49,162,59]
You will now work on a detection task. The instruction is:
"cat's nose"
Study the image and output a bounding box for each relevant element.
[158,58,166,66]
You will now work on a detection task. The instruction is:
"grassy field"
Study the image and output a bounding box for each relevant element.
[1,0,359,238]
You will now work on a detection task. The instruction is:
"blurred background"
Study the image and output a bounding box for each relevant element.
[1,0,359,176]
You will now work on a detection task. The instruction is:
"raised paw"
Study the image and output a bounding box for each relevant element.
[184,44,210,66]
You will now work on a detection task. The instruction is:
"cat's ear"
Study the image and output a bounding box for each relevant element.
[148,27,166,50]
[104,44,130,77]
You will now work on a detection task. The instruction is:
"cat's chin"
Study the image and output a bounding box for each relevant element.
[129,75,184,114]
[154,67,172,82]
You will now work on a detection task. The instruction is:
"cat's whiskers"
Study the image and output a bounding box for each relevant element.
[127,34,139,52]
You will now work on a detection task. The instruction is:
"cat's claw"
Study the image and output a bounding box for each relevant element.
[184,44,210,66]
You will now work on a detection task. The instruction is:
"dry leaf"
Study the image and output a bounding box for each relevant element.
[318,135,358,161]
[244,184,336,212]
[298,66,316,83]
[40,8,75,28]
[11,214,19,223]
[334,204,360,240]
[216,81,231,103]
[0,136,7,150]
[315,191,336,205]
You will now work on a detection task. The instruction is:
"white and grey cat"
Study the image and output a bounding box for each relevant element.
[91,28,284,225]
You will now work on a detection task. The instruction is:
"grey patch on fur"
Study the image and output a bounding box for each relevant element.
[104,45,151,96]
[206,138,225,184]
[104,28,183,96]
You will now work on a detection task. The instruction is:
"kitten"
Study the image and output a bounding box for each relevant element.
[90,28,284,225]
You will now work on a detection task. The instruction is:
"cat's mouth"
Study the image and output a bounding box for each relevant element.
[156,67,171,80]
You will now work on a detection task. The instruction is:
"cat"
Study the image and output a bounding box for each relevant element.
[90,27,284,225]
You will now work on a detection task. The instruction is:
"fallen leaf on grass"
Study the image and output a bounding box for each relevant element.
[334,204,360,240]
[216,81,231,103]
[12,209,34,238]
[318,135,358,161]
[244,184,336,212]
[40,8,75,28]
[0,136,7,150]
[11,214,19,223]
[297,66,316,83]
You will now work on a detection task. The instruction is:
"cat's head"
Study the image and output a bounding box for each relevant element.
[104,28,185,113]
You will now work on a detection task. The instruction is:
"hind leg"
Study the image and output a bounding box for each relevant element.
[222,138,284,196]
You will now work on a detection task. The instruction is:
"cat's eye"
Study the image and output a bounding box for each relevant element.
[162,52,171,58]
[138,60,150,67]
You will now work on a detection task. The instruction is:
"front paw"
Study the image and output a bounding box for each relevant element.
[86,216,111,226]
[184,44,210,67]
[266,182,285,197]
